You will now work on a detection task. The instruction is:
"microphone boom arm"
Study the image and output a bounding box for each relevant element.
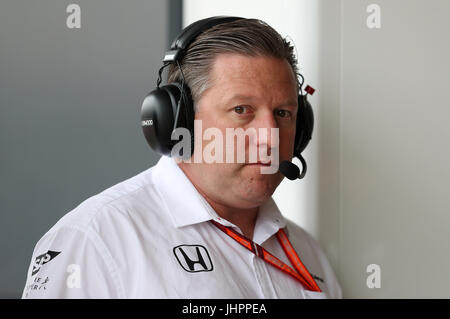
[298,154,307,179]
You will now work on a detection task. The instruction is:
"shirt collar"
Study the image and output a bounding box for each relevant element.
[253,197,287,244]
[152,155,216,228]
[152,155,287,244]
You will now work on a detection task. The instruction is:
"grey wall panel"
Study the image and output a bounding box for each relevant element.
[0,0,172,297]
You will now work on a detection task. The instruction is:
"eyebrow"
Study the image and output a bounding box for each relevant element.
[224,94,254,104]
[224,94,298,109]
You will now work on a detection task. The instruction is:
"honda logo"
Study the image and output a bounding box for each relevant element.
[173,245,213,273]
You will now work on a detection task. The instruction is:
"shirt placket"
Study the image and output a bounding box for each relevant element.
[250,250,278,298]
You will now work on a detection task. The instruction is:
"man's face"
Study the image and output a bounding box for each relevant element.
[179,53,298,210]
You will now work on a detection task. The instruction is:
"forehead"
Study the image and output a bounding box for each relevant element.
[208,53,298,101]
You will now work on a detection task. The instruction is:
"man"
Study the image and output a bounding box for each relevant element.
[22,17,342,298]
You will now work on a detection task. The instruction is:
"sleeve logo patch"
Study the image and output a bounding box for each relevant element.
[32,250,61,276]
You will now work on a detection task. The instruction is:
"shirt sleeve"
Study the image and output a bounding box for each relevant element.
[307,238,343,299]
[22,225,124,298]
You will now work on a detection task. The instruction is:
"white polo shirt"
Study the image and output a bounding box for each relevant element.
[22,155,342,299]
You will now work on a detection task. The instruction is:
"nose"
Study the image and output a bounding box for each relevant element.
[252,109,280,152]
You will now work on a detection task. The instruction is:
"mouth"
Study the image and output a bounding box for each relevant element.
[246,162,272,167]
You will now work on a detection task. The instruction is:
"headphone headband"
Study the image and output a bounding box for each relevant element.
[163,16,244,63]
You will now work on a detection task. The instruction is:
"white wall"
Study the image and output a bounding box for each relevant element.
[183,0,450,298]
[340,0,450,298]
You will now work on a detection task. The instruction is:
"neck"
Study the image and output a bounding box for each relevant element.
[205,199,259,239]
[177,162,259,239]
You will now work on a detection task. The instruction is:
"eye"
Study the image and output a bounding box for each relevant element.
[233,106,249,114]
[275,109,292,118]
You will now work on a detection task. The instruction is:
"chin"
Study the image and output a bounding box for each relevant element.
[240,177,280,203]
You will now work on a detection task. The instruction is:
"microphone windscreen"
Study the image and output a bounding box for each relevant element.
[279,161,300,180]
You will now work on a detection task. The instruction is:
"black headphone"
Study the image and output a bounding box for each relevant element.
[141,16,314,178]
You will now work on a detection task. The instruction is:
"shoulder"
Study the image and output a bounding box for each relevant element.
[284,218,343,299]
[284,219,321,257]
[45,165,163,237]
[23,165,166,298]
[33,163,177,259]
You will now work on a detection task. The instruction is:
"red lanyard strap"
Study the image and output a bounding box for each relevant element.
[210,220,321,292]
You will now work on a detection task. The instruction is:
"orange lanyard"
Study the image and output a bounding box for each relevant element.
[210,220,321,292]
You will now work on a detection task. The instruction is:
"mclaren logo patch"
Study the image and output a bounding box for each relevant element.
[32,250,61,276]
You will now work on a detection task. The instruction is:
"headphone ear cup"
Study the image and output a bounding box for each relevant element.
[294,94,314,158]
[140,83,180,155]
[140,82,195,157]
